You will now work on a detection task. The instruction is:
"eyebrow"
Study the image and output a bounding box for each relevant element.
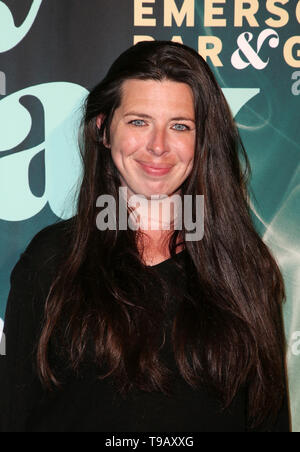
[124,112,195,123]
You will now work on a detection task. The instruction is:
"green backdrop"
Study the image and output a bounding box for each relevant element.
[0,0,299,431]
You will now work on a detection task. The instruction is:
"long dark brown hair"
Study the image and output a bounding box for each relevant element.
[37,41,287,429]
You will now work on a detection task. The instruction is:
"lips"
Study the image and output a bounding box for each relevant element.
[137,161,173,169]
[137,160,173,176]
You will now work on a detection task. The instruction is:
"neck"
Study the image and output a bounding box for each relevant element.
[120,188,182,232]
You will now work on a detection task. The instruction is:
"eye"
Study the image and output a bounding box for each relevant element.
[129,119,146,127]
[172,124,190,131]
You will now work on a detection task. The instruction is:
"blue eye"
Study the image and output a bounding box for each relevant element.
[173,124,189,131]
[130,119,145,127]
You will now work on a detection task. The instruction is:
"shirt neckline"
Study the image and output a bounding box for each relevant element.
[146,249,186,269]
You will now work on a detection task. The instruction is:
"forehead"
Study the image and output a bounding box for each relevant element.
[118,79,195,113]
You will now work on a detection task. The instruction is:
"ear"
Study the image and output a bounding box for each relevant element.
[96,114,110,148]
[96,114,104,129]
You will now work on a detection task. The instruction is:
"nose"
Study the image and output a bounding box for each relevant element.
[146,126,169,156]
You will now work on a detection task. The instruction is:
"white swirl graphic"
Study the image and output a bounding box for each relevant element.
[0,0,43,53]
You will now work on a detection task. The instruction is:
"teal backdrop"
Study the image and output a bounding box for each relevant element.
[0,0,299,431]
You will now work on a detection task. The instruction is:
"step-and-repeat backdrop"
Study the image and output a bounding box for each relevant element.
[0,0,299,431]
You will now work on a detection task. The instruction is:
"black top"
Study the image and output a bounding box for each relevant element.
[0,220,291,432]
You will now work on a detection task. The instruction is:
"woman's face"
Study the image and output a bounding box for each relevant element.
[99,79,196,199]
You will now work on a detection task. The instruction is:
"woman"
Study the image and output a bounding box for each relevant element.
[0,41,290,432]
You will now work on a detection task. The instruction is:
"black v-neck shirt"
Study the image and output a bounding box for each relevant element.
[0,220,291,432]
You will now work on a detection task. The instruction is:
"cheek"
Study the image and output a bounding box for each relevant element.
[175,136,195,164]
[111,130,141,157]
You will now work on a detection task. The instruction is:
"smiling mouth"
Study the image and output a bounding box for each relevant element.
[137,160,174,176]
[137,160,174,169]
